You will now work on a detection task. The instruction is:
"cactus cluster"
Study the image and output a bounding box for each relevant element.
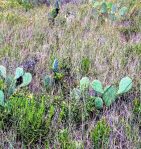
[0,65,32,106]
[70,76,132,110]
[91,0,129,22]
[44,58,64,90]
[91,76,132,109]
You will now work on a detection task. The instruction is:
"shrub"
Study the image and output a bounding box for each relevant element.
[90,118,111,149]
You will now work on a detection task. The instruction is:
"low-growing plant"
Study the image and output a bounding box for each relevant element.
[0,65,32,106]
[17,0,33,11]
[90,118,111,149]
[44,58,64,91]
[57,129,76,149]
[71,76,132,109]
[80,57,91,75]
[91,76,132,107]
[0,93,68,146]
[91,0,130,23]
[6,94,47,145]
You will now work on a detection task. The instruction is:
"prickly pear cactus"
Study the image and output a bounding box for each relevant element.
[15,67,24,79]
[80,77,90,92]
[111,4,117,14]
[20,73,32,87]
[52,59,59,72]
[7,83,16,97]
[44,75,52,90]
[101,2,107,14]
[103,86,117,107]
[0,65,6,78]
[119,7,128,17]
[91,80,104,94]
[95,97,103,109]
[5,76,14,86]
[117,76,132,95]
[0,90,4,106]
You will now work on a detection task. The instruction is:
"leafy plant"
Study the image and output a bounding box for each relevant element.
[6,94,48,145]
[80,57,91,75]
[90,118,111,149]
[58,129,77,149]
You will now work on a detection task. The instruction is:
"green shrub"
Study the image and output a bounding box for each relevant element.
[133,98,141,122]
[8,94,47,145]
[80,57,91,75]
[90,118,111,149]
[58,129,76,149]
[0,93,66,146]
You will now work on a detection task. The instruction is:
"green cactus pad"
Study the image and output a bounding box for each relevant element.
[8,84,16,97]
[0,65,6,78]
[80,77,90,91]
[15,67,24,79]
[0,90,4,106]
[101,2,107,14]
[119,7,128,16]
[104,85,111,92]
[95,97,103,109]
[5,76,14,86]
[44,75,52,89]
[91,80,104,94]
[103,86,117,107]
[20,73,32,87]
[117,76,132,95]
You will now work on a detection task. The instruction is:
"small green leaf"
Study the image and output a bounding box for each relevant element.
[117,76,132,94]
[80,77,90,91]
[15,67,24,79]
[91,80,104,94]
[20,73,32,87]
[0,65,6,78]
[95,97,103,109]
[0,90,4,106]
